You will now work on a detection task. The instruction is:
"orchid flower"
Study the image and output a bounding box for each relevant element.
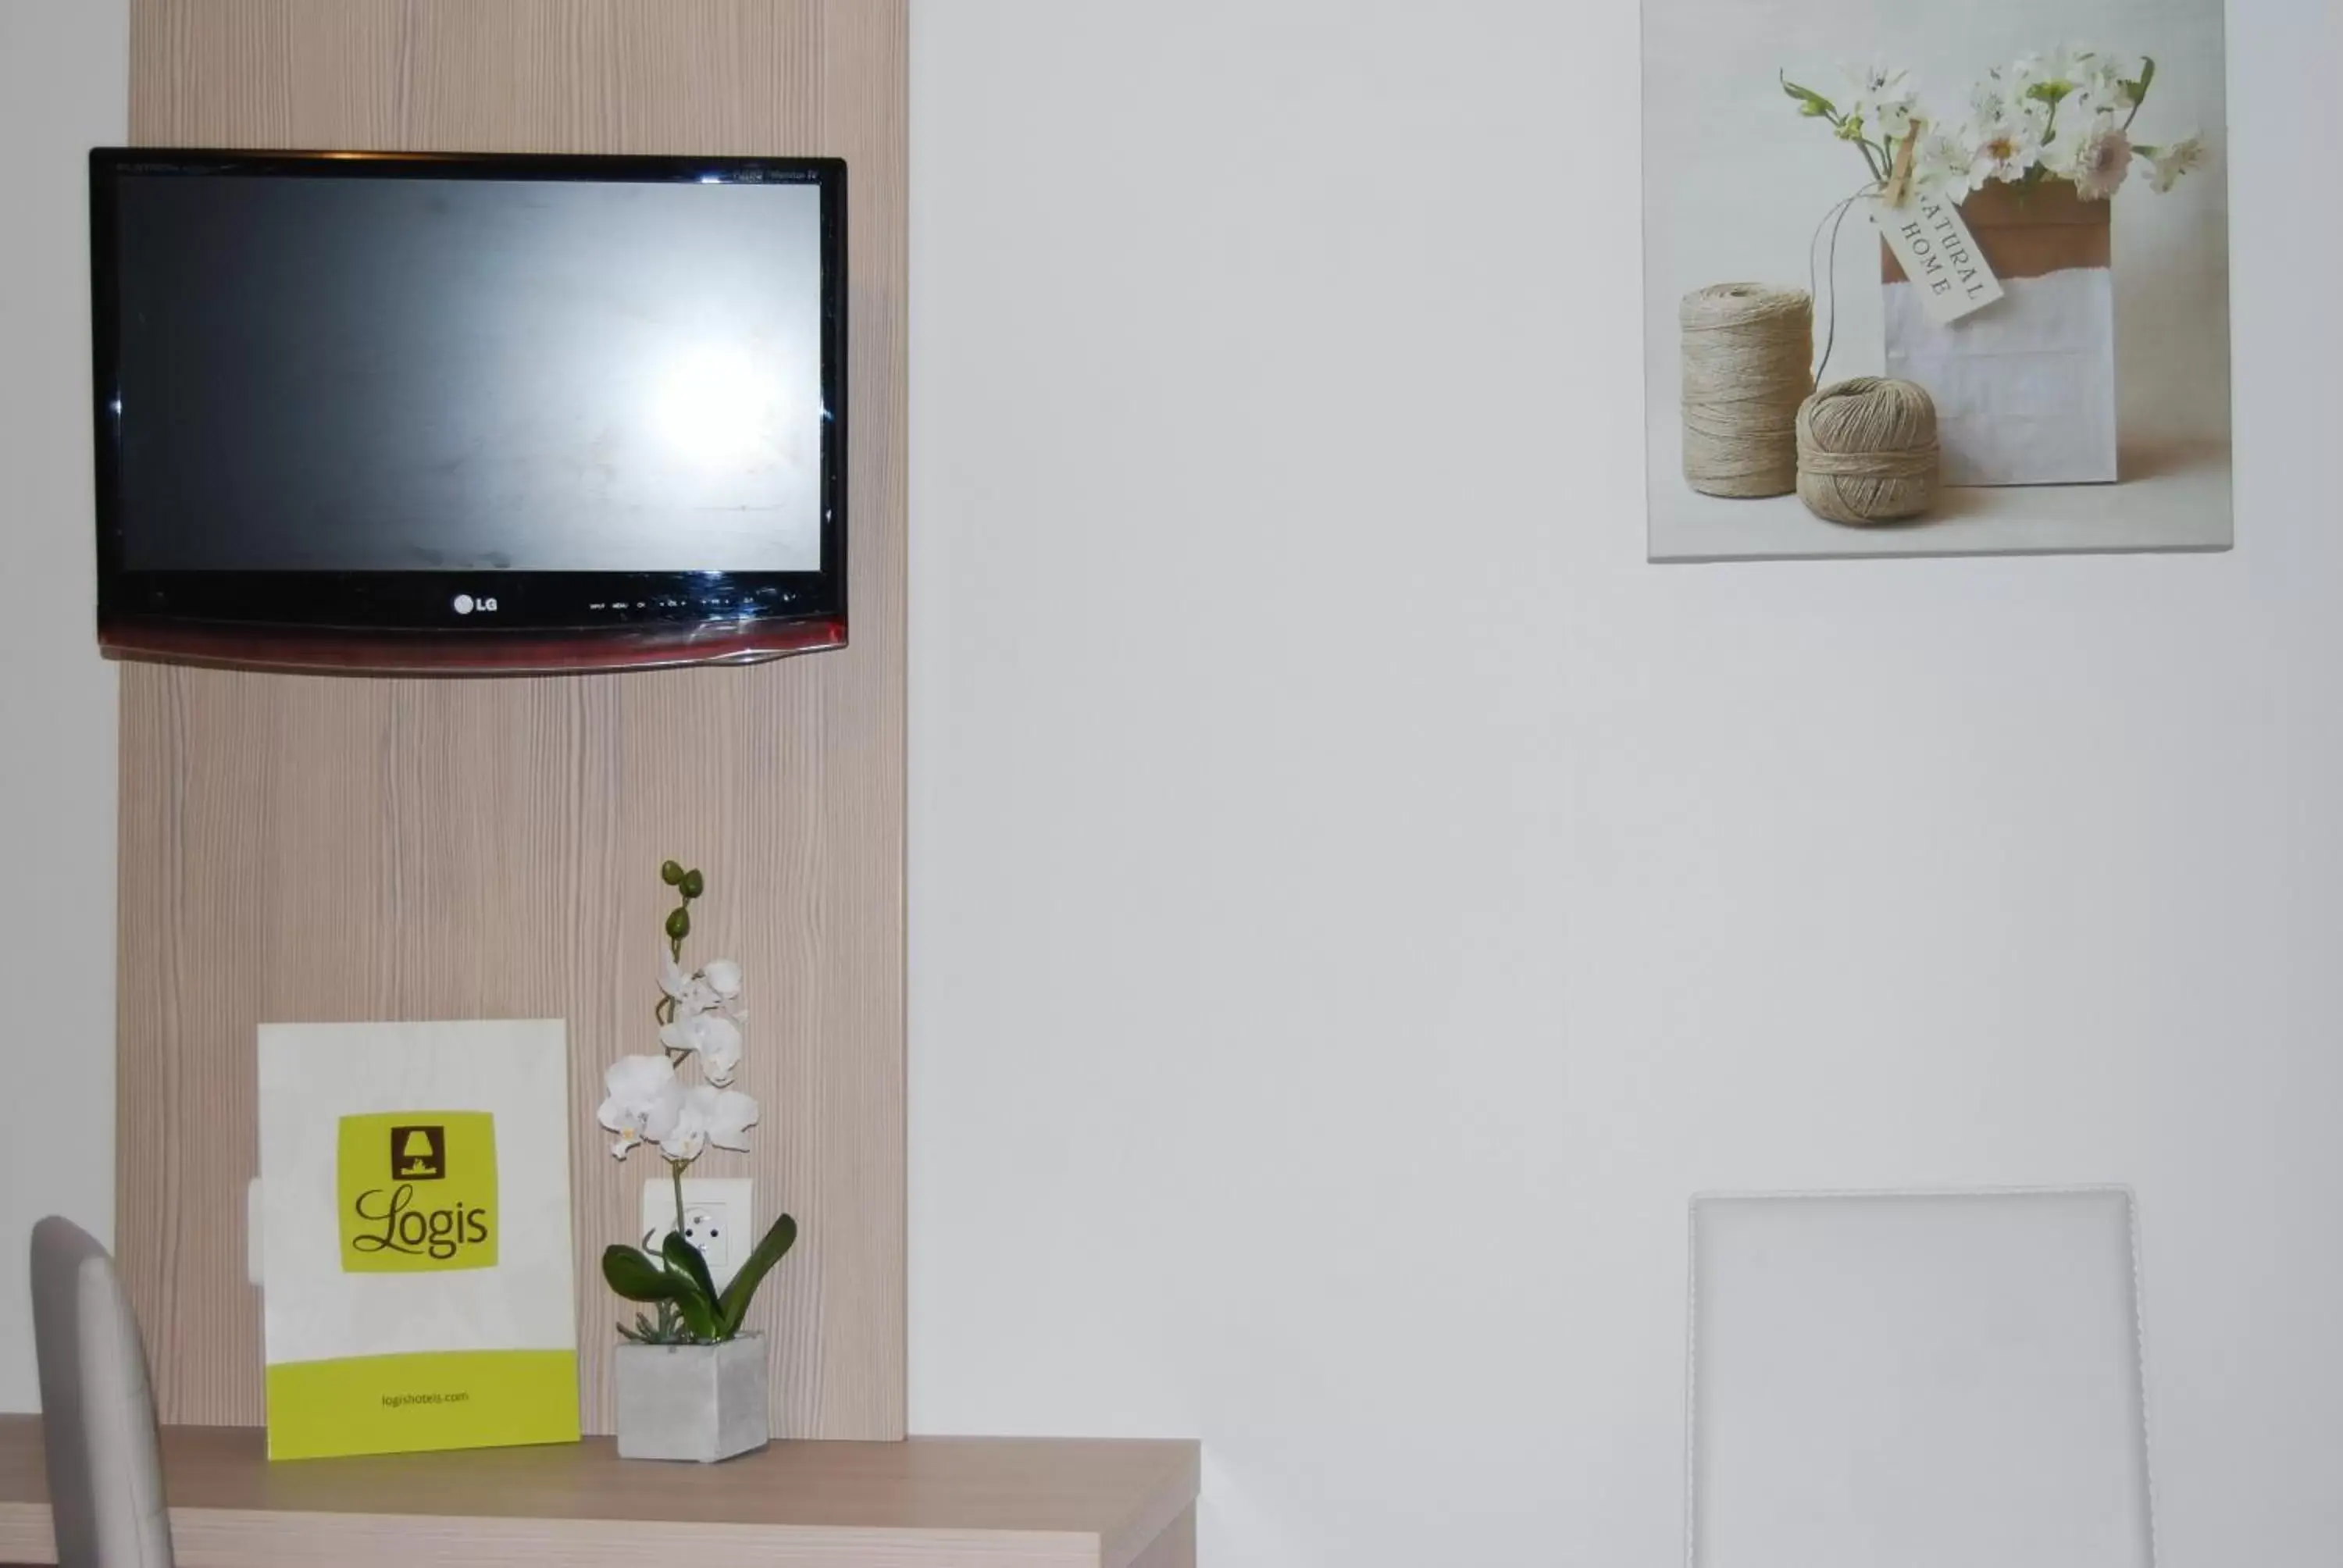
[701,959,744,1001]
[659,1008,744,1086]
[652,1084,760,1164]
[597,1053,683,1159]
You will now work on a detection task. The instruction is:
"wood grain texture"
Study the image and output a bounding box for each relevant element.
[117,0,906,1438]
[0,1420,1200,1568]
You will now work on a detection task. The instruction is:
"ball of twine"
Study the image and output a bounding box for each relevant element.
[1796,377,1941,526]
[1680,283,1813,499]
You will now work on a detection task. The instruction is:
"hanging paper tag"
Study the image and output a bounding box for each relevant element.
[1874,191,2004,324]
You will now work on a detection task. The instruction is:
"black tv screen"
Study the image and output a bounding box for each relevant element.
[91,149,847,673]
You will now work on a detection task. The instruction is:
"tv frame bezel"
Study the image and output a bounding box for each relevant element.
[88,147,848,676]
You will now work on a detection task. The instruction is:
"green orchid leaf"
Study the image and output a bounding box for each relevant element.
[671,1288,719,1342]
[662,1231,721,1317]
[718,1212,799,1338]
[604,1243,687,1304]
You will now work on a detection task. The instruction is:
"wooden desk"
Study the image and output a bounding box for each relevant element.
[0,1418,1196,1568]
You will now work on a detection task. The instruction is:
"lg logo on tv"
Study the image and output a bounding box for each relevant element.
[451,593,499,615]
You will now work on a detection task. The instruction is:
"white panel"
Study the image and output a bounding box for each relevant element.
[1690,1189,2152,1568]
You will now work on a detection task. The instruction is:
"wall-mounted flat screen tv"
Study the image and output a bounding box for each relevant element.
[90,149,846,674]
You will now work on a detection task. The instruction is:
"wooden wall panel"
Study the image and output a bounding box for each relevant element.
[117,0,906,1438]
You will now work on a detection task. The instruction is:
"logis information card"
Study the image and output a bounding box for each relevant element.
[258,1019,580,1460]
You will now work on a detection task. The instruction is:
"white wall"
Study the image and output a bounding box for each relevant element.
[908,2,2343,1564]
[0,0,126,1412]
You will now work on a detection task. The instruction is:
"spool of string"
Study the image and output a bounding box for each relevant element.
[1796,377,1941,526]
[1679,284,1813,498]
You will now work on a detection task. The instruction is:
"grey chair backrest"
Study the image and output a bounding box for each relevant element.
[28,1217,173,1568]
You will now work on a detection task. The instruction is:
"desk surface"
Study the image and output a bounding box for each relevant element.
[0,1417,1198,1568]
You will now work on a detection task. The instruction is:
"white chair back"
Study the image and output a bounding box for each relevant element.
[29,1217,174,1568]
[1687,1188,2155,1568]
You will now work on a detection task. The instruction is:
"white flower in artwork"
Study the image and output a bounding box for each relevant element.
[1911,128,1982,198]
[2011,44,2091,104]
[598,1053,684,1159]
[1970,75,2013,125]
[660,1008,744,1086]
[2065,54,2129,125]
[653,1085,761,1164]
[1967,114,2045,186]
[1844,61,1919,141]
[2067,125,2134,200]
[1870,100,1920,144]
[1788,44,2184,202]
[2140,134,2205,194]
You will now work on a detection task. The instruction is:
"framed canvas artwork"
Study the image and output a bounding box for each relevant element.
[1642,0,2231,561]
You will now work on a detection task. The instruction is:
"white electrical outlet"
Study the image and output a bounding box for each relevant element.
[639,1177,754,1289]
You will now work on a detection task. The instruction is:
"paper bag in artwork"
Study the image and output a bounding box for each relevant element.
[1883,179,2115,486]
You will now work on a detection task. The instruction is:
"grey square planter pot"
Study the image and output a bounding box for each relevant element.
[613,1335,770,1463]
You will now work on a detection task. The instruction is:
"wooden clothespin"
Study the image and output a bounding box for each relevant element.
[1881,119,1922,208]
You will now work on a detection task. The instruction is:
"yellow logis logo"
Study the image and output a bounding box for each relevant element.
[337,1112,499,1273]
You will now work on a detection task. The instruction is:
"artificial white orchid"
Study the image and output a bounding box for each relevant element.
[701,958,744,1000]
[662,928,745,997]
[661,951,744,1015]
[652,1083,760,1163]
[636,861,754,1103]
[598,1053,683,1159]
[654,936,747,1083]
[600,861,796,1349]
[659,950,708,1008]
[659,1007,744,1086]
